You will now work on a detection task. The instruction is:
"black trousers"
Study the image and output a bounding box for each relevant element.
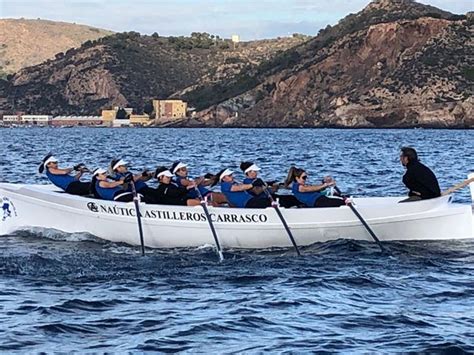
[65,181,91,196]
[137,186,158,204]
[114,191,134,202]
[245,197,272,208]
[273,194,301,208]
[313,196,345,208]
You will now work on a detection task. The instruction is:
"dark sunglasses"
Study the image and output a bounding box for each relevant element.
[301,175,307,180]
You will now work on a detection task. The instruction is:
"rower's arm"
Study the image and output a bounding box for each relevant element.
[133,173,150,182]
[230,184,253,192]
[99,180,124,188]
[178,178,193,187]
[48,167,73,175]
[199,177,213,186]
[299,183,330,193]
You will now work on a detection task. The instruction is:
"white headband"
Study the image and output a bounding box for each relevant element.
[219,168,234,181]
[157,170,174,178]
[93,168,107,177]
[172,162,187,174]
[244,164,261,174]
[44,156,58,166]
[112,159,127,171]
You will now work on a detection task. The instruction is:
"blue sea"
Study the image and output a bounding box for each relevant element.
[0,127,473,352]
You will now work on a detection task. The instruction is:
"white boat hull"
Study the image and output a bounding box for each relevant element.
[1,183,473,249]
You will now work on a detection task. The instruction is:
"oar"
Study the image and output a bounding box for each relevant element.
[334,186,387,254]
[193,184,224,262]
[263,184,301,256]
[441,177,474,196]
[127,175,145,256]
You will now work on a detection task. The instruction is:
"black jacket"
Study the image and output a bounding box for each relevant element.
[154,183,189,205]
[402,161,441,199]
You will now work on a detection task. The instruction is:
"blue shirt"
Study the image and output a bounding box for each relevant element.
[220,181,252,208]
[115,172,147,191]
[46,169,76,190]
[174,176,210,198]
[95,180,123,201]
[292,182,322,207]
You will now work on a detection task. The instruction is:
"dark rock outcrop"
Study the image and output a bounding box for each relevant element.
[186,0,473,128]
[0,0,472,128]
[0,32,304,116]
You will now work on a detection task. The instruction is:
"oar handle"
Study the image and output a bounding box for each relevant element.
[441,177,474,196]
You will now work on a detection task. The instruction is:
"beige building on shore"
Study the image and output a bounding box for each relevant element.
[153,99,187,121]
[101,109,116,123]
[130,114,151,126]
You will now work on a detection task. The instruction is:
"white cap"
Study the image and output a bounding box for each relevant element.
[172,162,187,174]
[244,164,261,174]
[157,169,174,178]
[92,168,107,177]
[44,156,58,166]
[219,168,234,181]
[112,159,128,171]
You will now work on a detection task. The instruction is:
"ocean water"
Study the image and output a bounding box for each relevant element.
[0,127,473,352]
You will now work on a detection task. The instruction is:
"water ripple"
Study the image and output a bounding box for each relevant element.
[0,128,473,352]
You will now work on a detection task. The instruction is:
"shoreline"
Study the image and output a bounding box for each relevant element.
[1,125,473,130]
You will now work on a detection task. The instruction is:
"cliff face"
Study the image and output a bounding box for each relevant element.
[186,0,473,128]
[0,19,113,77]
[0,1,472,128]
[0,32,305,115]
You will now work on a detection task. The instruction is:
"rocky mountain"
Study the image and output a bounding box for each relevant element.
[0,31,306,115]
[184,0,473,128]
[0,0,472,128]
[0,19,113,78]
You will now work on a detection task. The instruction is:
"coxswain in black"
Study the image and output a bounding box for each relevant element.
[399,147,441,202]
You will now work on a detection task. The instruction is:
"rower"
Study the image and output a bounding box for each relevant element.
[91,168,136,202]
[240,161,300,208]
[218,168,271,208]
[171,161,227,206]
[109,158,155,203]
[39,154,91,196]
[284,167,345,208]
[152,167,200,206]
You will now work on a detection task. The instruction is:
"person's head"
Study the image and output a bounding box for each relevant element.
[92,168,108,181]
[284,166,306,187]
[111,158,128,174]
[218,168,234,183]
[400,147,418,166]
[240,161,261,179]
[171,161,188,177]
[44,156,58,170]
[39,153,58,173]
[155,166,174,184]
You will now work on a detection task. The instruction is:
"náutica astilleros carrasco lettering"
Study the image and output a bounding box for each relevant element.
[90,203,268,223]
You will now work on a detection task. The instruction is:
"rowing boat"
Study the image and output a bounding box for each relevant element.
[1,181,473,249]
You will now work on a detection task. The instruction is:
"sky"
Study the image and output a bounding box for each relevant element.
[1,0,473,40]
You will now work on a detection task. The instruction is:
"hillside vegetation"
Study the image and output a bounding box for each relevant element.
[0,18,113,78]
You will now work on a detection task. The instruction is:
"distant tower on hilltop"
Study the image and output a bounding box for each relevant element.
[231,34,240,50]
